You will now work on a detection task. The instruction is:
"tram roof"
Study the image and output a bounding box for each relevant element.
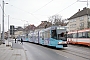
[39,26,66,31]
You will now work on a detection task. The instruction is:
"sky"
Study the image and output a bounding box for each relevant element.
[0,0,90,32]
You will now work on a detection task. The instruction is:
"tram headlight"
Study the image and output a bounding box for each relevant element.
[58,41,67,44]
[58,42,62,44]
[64,41,67,44]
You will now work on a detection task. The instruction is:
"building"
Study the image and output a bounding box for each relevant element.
[24,24,36,37]
[68,7,90,31]
[14,26,24,38]
[36,21,52,29]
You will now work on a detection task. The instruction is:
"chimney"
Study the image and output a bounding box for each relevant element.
[83,7,87,10]
[41,21,47,23]
[78,9,80,12]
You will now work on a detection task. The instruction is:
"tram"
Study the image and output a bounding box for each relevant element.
[67,28,90,46]
[28,32,34,42]
[17,34,28,42]
[28,26,68,48]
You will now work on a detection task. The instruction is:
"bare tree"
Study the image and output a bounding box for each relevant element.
[48,14,67,26]
[48,14,69,26]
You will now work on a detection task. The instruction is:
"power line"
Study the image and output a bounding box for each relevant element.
[0,4,32,25]
[10,16,30,23]
[56,1,78,14]
[8,4,40,21]
[78,0,90,8]
[8,0,53,20]
[33,0,53,13]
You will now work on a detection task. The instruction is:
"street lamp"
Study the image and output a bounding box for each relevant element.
[2,0,8,44]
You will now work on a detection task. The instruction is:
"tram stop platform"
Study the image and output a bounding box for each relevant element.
[0,40,27,60]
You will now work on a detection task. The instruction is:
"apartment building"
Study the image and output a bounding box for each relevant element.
[68,7,90,32]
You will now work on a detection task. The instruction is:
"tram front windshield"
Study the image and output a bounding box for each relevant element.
[57,29,67,41]
[51,29,67,41]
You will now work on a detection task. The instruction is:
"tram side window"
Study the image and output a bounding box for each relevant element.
[42,32,44,40]
[44,31,47,38]
[36,32,38,38]
[44,31,50,38]
[67,34,73,38]
[51,30,57,39]
[82,32,87,38]
[47,30,50,38]
[40,33,42,38]
[78,32,87,38]
[78,32,83,38]
[87,32,90,38]
[73,33,77,38]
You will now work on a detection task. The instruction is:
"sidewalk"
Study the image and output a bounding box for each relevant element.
[0,40,27,60]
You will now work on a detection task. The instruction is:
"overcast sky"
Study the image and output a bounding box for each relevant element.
[0,0,90,32]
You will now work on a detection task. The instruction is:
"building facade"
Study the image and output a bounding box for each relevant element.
[68,7,90,31]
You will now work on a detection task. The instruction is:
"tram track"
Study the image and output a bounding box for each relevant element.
[60,49,90,60]
[52,45,90,60]
[65,47,90,56]
[68,44,90,51]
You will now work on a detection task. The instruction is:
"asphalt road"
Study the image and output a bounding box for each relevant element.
[12,41,90,60]
[23,42,73,60]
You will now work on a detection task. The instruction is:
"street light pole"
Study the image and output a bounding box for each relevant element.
[2,0,8,44]
[8,15,9,45]
[2,0,5,44]
[78,0,89,7]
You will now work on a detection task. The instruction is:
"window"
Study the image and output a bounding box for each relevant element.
[73,24,76,27]
[42,32,44,40]
[73,33,77,38]
[73,19,76,22]
[82,32,86,38]
[67,34,73,38]
[47,31,50,38]
[70,24,76,28]
[78,32,86,38]
[70,20,73,23]
[78,32,83,38]
[40,32,42,38]
[87,31,90,38]
[80,22,84,30]
[80,22,84,27]
[80,17,84,21]
[44,30,50,38]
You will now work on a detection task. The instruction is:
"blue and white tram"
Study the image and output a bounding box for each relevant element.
[17,34,28,42]
[29,26,67,48]
[33,31,39,43]
[28,32,34,42]
[40,26,67,48]
[38,29,44,45]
